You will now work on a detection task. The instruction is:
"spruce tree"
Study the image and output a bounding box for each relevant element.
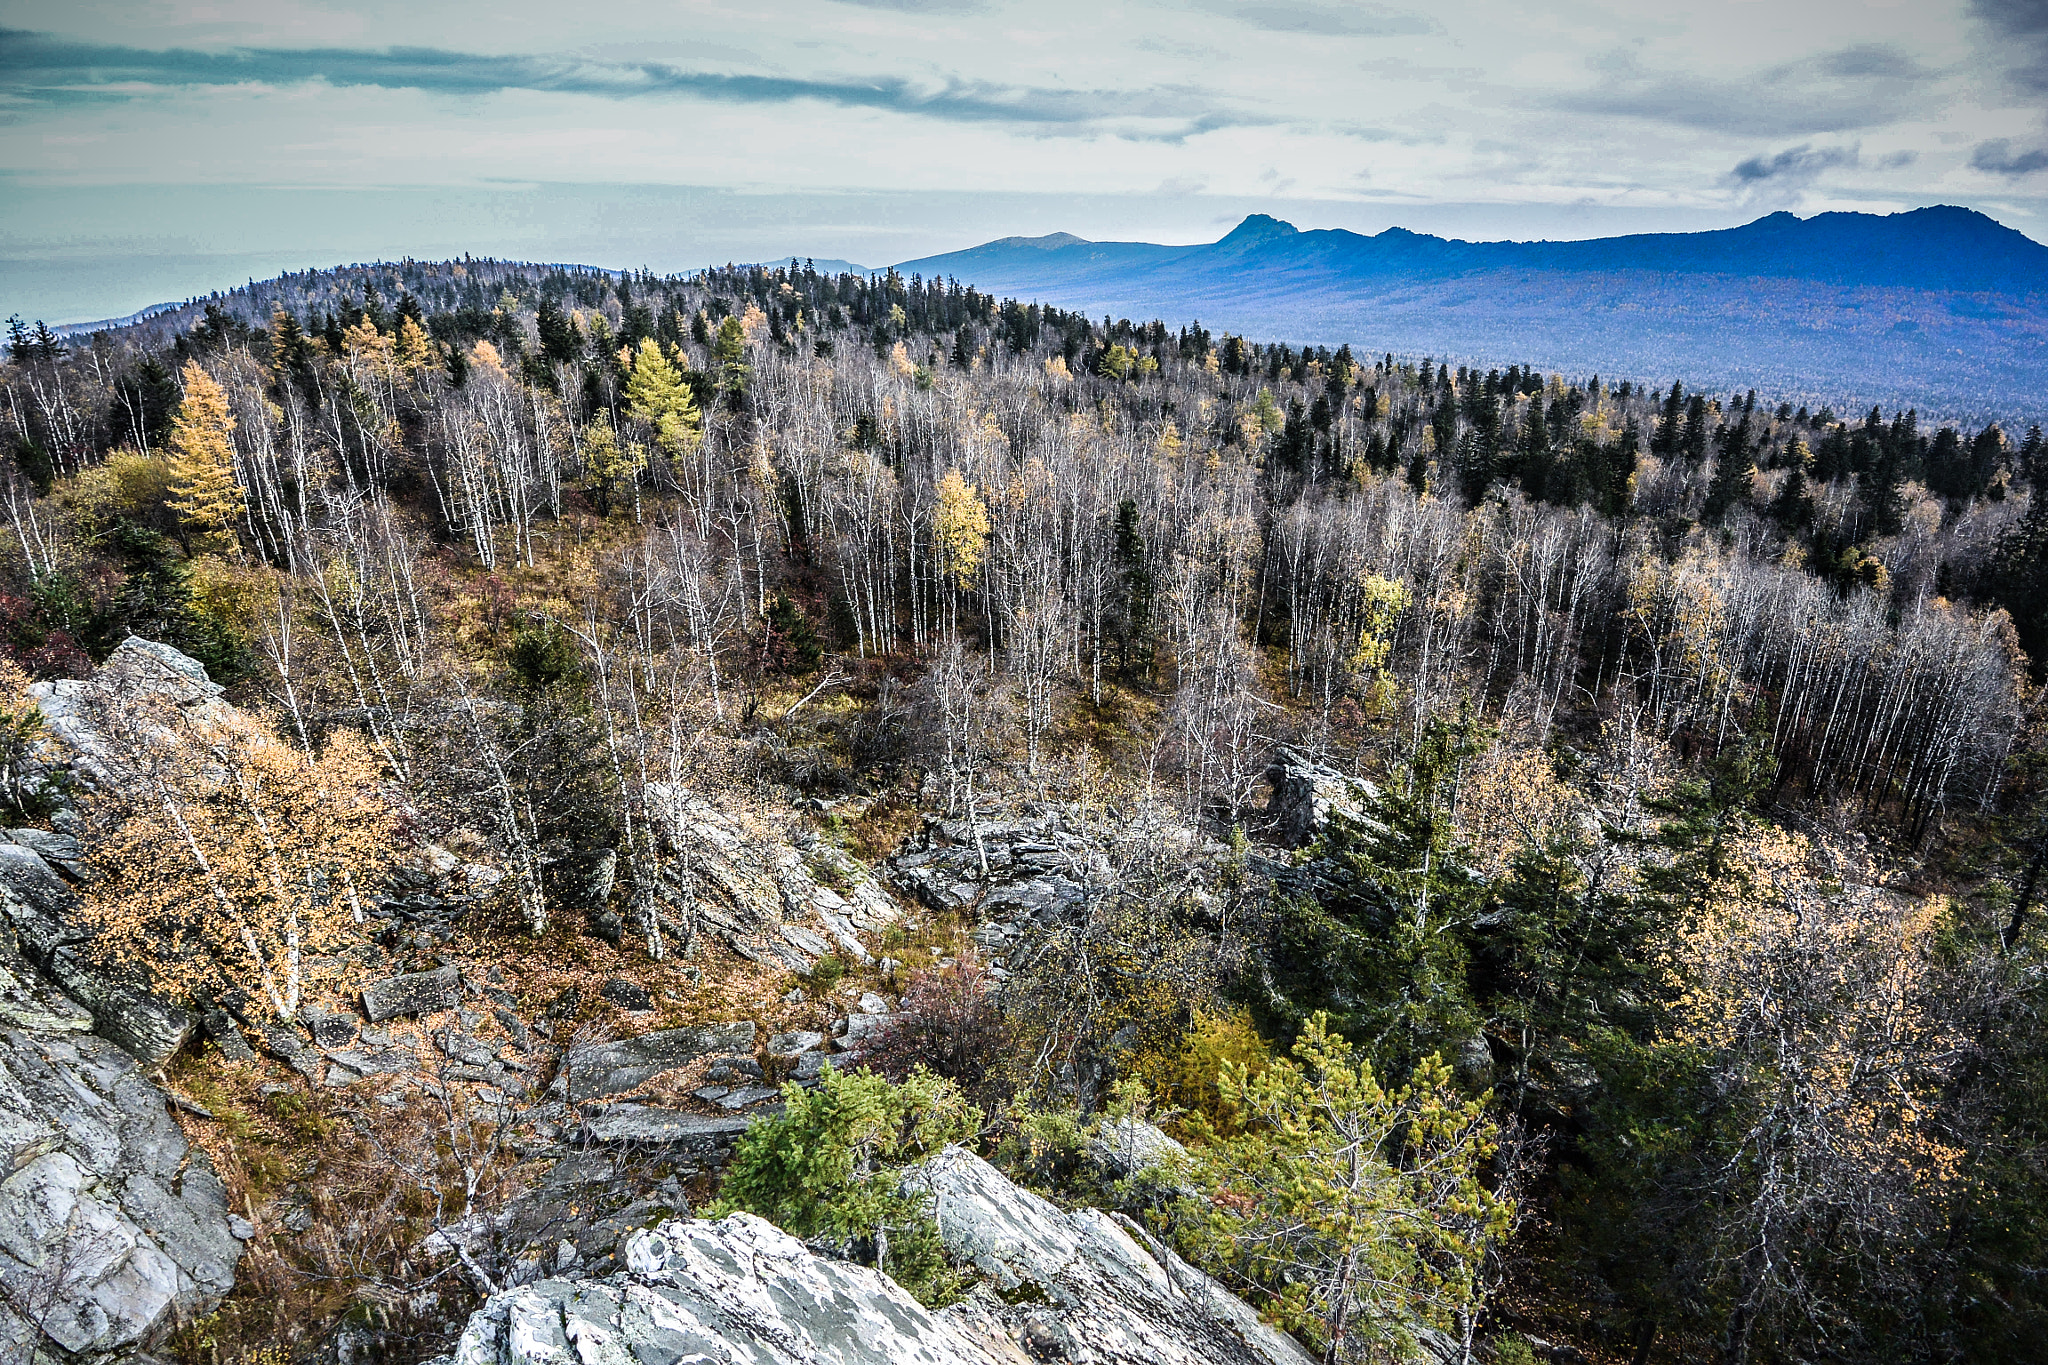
[1703,414,1756,525]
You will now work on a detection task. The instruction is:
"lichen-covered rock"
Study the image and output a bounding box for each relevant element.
[1083,1117,1190,1186]
[445,1146,1314,1365]
[903,1147,1315,1365]
[0,841,193,1065]
[28,636,235,793]
[449,1212,1028,1365]
[361,965,462,1022]
[549,1021,757,1102]
[642,784,900,971]
[0,895,240,1362]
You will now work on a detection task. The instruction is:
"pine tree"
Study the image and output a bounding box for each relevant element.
[165,363,245,550]
[713,316,750,398]
[1703,414,1756,525]
[1110,499,1153,680]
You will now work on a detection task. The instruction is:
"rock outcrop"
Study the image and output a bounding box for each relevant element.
[445,1146,1314,1365]
[0,839,193,1065]
[28,637,236,795]
[902,1147,1313,1365]
[0,888,241,1362]
[643,784,903,972]
[449,1210,1025,1365]
[1264,747,1381,848]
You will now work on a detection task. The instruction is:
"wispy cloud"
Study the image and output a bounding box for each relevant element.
[1731,144,1862,183]
[1189,1,1435,38]
[1552,44,1937,137]
[0,28,1238,133]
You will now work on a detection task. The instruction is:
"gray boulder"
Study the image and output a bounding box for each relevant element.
[3,828,85,880]
[361,965,462,1022]
[1265,747,1382,848]
[903,1146,1314,1365]
[448,1211,1026,1365]
[1083,1117,1190,1185]
[550,1022,757,1102]
[27,637,234,794]
[0,912,240,1361]
[640,784,900,972]
[446,1145,1315,1365]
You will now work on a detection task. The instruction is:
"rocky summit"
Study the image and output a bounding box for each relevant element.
[445,1147,1317,1365]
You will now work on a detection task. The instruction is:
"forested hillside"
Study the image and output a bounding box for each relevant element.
[5,256,2048,1365]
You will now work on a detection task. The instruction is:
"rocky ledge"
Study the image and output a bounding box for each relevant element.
[444,1146,1313,1365]
[0,887,241,1363]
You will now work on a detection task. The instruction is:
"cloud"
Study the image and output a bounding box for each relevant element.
[1724,143,1918,196]
[1974,137,2048,174]
[0,28,1240,134]
[1188,1,1434,37]
[1972,0,2048,93]
[1731,144,1862,183]
[826,0,994,9]
[1554,44,1936,136]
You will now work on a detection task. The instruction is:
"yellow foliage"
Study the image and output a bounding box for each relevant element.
[67,448,171,526]
[468,339,506,376]
[739,304,769,350]
[1456,745,1584,877]
[341,318,392,371]
[1671,827,1966,1197]
[185,554,261,650]
[166,363,245,549]
[395,316,434,370]
[1130,1006,1273,1138]
[1347,572,1410,713]
[933,468,990,590]
[82,707,390,1022]
[623,338,701,459]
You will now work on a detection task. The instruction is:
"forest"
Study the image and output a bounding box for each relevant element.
[5,254,2048,1365]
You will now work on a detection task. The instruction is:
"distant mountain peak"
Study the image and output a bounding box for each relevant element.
[1220,214,1300,247]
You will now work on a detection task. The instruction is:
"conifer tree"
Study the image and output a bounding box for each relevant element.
[1703,414,1756,525]
[165,362,245,550]
[1769,440,1814,529]
[623,338,701,460]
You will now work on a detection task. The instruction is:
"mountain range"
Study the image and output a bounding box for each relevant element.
[887,208,2048,421]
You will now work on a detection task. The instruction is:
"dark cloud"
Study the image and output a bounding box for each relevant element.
[1554,44,1935,136]
[1971,0,2048,92]
[1731,144,1861,182]
[0,28,1237,133]
[1191,1,1434,37]
[1974,137,2048,174]
[1725,143,1917,194]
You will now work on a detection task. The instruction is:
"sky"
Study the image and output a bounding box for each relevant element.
[3,0,2046,323]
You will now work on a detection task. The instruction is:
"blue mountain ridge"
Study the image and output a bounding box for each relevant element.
[886,208,2048,422]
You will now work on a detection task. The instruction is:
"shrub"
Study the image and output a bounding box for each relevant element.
[716,1065,981,1307]
[1128,1004,1272,1139]
[0,659,67,818]
[859,957,1012,1104]
[1181,1014,1512,1364]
